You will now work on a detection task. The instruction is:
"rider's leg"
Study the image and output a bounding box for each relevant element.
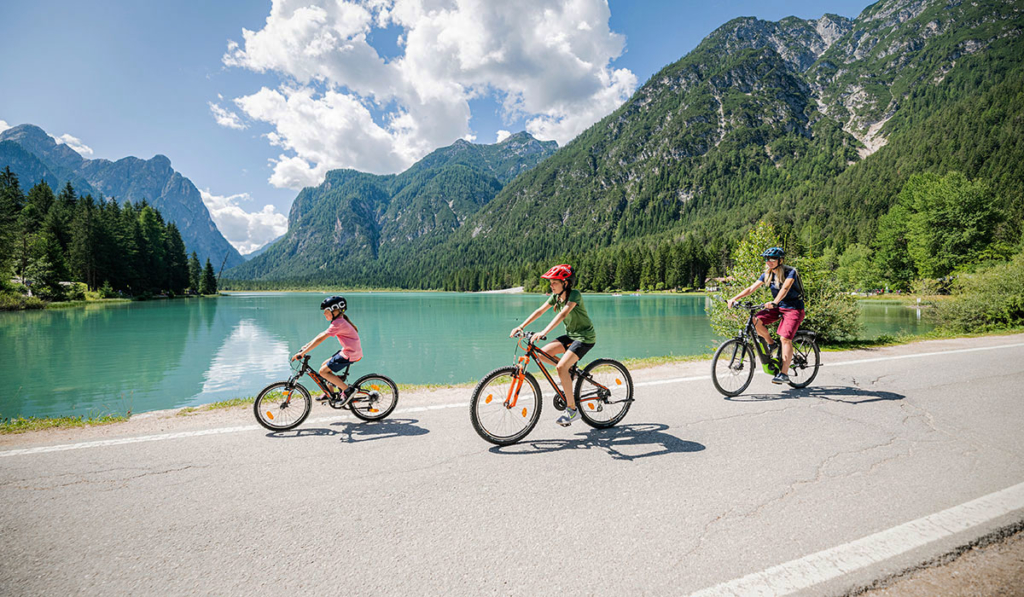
[780,337,794,374]
[556,351,582,410]
[753,317,775,349]
[319,360,349,394]
[536,341,566,367]
[776,309,805,376]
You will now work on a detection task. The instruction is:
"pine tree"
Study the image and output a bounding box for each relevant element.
[165,223,189,293]
[200,258,217,295]
[188,251,201,293]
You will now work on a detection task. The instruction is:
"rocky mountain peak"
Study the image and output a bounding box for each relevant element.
[0,123,85,170]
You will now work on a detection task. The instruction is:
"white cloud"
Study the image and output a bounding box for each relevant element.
[0,120,10,134]
[200,188,289,255]
[209,102,248,130]
[222,0,635,188]
[54,133,94,156]
[495,129,511,143]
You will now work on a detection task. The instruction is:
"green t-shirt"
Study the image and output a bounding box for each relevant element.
[546,289,597,344]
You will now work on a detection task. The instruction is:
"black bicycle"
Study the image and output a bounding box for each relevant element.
[253,355,399,431]
[711,302,820,396]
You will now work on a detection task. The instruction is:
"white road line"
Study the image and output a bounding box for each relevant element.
[3,342,1021,459]
[687,480,1024,597]
[0,402,472,458]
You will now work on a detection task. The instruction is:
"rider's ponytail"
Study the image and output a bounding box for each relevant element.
[342,313,358,333]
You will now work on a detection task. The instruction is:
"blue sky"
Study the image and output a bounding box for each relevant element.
[0,0,873,253]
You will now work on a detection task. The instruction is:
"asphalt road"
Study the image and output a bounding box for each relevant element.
[2,334,1023,596]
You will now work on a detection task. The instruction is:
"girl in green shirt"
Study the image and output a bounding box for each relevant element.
[510,264,596,427]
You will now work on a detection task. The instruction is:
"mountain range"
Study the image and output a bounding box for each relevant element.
[225,0,1024,289]
[0,125,244,269]
[225,132,557,282]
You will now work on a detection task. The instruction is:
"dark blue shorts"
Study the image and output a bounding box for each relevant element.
[326,351,354,373]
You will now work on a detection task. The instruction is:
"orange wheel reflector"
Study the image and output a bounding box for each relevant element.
[370,409,379,413]
[485,394,493,404]
[588,403,595,410]
[266,411,274,420]
[371,385,381,391]
[522,408,528,417]
[616,378,623,385]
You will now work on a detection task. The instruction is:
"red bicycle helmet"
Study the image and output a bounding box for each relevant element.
[541,264,574,281]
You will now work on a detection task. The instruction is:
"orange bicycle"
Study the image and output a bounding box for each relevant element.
[470,331,634,445]
[254,355,398,431]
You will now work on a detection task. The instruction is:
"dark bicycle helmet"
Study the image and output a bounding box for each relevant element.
[320,296,347,313]
[760,247,785,259]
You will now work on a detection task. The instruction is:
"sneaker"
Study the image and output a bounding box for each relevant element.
[556,408,578,427]
[772,372,790,385]
[340,386,357,406]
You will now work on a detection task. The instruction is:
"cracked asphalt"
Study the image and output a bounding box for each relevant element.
[1,334,1023,596]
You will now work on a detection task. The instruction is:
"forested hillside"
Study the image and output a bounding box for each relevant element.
[227,0,1024,292]
[0,125,244,269]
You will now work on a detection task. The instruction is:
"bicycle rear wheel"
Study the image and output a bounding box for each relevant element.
[470,366,542,446]
[788,333,820,388]
[254,382,312,431]
[575,359,633,428]
[711,339,755,397]
[349,374,399,421]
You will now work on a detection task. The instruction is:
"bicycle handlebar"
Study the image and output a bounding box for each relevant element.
[512,330,546,342]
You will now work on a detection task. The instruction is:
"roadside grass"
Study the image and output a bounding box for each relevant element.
[1,413,130,434]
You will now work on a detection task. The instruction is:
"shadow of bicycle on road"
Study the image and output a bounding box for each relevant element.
[727,385,905,405]
[266,418,429,443]
[490,423,705,461]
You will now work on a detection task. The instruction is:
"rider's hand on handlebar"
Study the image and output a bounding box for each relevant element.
[727,298,736,309]
[291,352,303,362]
[510,326,522,338]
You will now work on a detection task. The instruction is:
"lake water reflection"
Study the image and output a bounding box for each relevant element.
[0,293,933,419]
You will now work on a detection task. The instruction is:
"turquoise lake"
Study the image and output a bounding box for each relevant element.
[0,293,933,419]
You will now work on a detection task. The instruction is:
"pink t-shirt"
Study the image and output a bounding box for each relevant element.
[326,317,363,361]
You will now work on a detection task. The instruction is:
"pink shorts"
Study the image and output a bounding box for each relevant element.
[755,308,805,340]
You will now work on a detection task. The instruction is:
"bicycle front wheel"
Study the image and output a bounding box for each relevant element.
[254,382,312,431]
[788,333,820,388]
[575,359,633,428]
[711,339,755,397]
[349,374,399,421]
[470,367,542,446]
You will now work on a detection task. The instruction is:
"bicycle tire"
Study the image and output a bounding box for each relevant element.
[470,366,542,446]
[575,359,633,429]
[254,381,312,431]
[711,339,756,397]
[348,374,399,421]
[788,333,820,388]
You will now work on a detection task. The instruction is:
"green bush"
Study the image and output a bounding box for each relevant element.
[65,282,87,301]
[936,250,1024,333]
[708,221,861,344]
[98,280,116,298]
[0,292,45,310]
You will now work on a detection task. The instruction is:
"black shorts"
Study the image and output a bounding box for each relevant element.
[555,335,595,360]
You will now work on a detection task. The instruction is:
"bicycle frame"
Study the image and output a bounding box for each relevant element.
[504,335,609,408]
[291,356,350,397]
[733,308,779,375]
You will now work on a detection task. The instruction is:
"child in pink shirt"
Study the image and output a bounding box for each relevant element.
[292,296,363,403]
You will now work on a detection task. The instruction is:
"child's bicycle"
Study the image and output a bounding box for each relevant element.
[253,355,399,431]
[470,331,634,446]
[710,301,820,396]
